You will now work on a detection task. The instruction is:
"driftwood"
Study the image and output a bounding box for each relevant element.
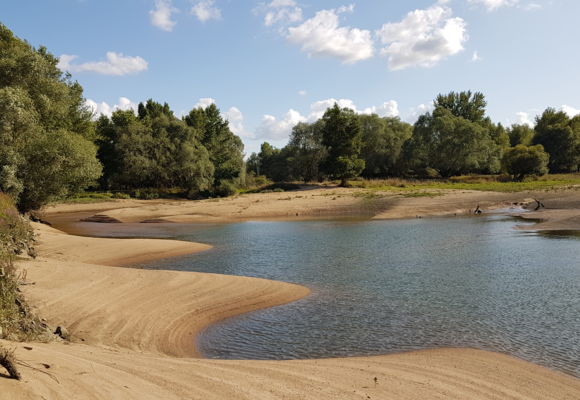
[533,199,545,211]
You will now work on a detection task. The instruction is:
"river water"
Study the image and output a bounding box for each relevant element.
[131,215,580,376]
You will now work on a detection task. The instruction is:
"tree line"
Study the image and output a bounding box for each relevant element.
[1,23,579,213]
[248,93,580,185]
[0,24,245,212]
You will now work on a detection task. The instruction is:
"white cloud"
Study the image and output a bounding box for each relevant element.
[298,90,307,96]
[287,6,374,64]
[194,97,216,109]
[256,109,306,140]
[561,105,580,118]
[256,98,400,141]
[468,0,519,11]
[376,2,468,70]
[58,52,148,76]
[150,0,178,31]
[224,107,254,138]
[405,103,435,123]
[191,0,221,22]
[259,0,303,27]
[362,101,400,118]
[515,111,535,126]
[85,97,138,118]
[522,2,542,11]
[471,51,482,62]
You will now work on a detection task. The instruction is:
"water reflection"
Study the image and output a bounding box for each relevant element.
[135,216,580,377]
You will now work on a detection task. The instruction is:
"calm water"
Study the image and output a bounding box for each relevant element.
[133,216,580,377]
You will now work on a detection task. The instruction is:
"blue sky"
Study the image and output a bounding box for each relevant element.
[3,0,580,154]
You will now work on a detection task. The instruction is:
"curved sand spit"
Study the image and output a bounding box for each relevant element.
[1,212,579,398]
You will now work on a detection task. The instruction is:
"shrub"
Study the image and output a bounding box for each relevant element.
[0,193,43,341]
[112,192,131,199]
[502,145,550,181]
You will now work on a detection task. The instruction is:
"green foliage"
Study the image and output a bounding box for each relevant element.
[184,103,245,192]
[321,104,365,185]
[508,124,535,146]
[0,24,101,211]
[359,114,412,177]
[0,193,44,341]
[96,102,215,195]
[502,145,549,181]
[405,91,503,177]
[286,121,327,182]
[533,108,580,172]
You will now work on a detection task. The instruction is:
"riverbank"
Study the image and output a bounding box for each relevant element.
[1,189,579,398]
[43,186,580,233]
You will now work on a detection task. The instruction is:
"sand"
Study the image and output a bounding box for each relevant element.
[1,188,579,399]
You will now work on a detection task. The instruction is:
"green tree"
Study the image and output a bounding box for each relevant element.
[286,121,327,182]
[320,104,365,186]
[502,145,549,181]
[0,24,101,211]
[184,104,244,192]
[405,91,503,177]
[507,124,535,146]
[359,114,412,177]
[533,108,579,172]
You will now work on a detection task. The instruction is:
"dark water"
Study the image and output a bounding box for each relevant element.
[135,216,580,377]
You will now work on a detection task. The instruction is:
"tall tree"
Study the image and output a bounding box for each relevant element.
[507,124,535,147]
[359,114,412,177]
[184,104,244,192]
[406,91,502,177]
[0,24,101,211]
[533,108,579,172]
[320,104,365,186]
[286,121,327,182]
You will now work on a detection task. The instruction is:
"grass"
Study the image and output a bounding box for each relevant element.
[349,173,580,193]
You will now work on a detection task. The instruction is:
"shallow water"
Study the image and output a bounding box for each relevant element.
[135,216,580,377]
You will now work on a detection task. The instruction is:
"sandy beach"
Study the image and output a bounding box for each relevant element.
[1,188,579,399]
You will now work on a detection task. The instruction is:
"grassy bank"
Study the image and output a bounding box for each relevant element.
[348,173,580,193]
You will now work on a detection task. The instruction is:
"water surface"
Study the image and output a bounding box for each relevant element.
[135,216,580,377]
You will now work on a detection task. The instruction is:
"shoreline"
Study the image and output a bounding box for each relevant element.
[1,189,579,399]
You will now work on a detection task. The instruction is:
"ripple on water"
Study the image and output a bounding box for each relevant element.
[138,216,580,378]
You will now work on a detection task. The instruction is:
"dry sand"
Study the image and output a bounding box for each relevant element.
[1,188,579,399]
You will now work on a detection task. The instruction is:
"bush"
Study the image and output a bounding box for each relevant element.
[112,192,131,199]
[213,181,237,197]
[0,193,43,341]
[502,145,550,181]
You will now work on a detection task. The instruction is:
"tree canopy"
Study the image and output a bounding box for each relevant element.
[0,24,101,211]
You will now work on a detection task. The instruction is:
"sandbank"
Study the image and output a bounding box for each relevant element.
[1,190,579,399]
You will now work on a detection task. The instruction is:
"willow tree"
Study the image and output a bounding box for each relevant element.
[320,104,365,186]
[0,24,101,211]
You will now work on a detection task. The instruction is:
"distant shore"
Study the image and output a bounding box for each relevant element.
[1,186,579,399]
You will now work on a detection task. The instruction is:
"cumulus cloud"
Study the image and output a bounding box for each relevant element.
[85,97,138,118]
[191,0,221,22]
[404,103,435,123]
[515,111,535,126]
[257,0,303,27]
[150,0,178,31]
[224,106,254,138]
[561,105,580,118]
[287,6,374,64]
[298,90,307,96]
[256,98,400,140]
[58,52,148,76]
[468,0,519,11]
[194,97,216,109]
[376,2,468,70]
[256,109,306,140]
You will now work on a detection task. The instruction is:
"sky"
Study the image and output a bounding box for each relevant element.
[2,0,580,155]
